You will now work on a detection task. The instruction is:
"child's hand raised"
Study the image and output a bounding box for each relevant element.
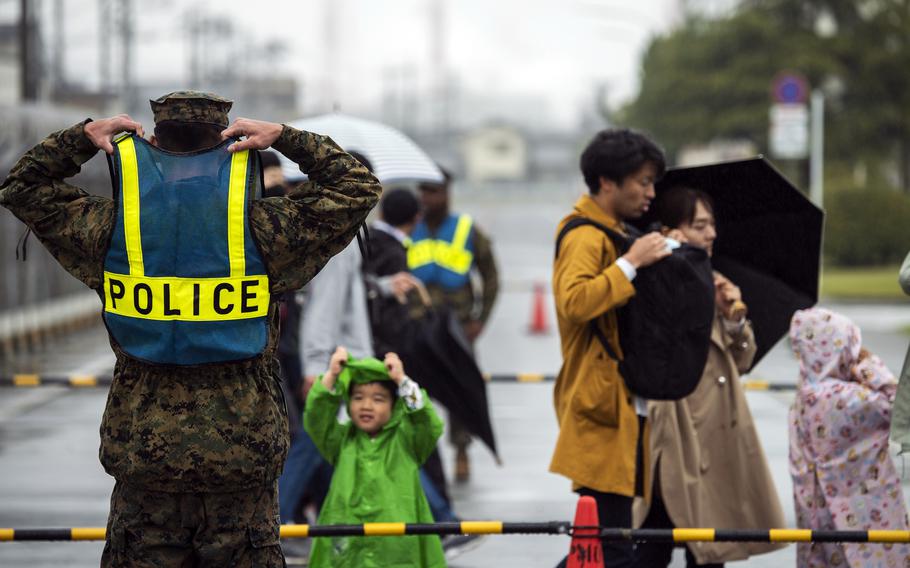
[384,353,406,385]
[321,346,349,390]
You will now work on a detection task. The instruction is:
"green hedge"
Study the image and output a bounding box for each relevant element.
[824,188,910,267]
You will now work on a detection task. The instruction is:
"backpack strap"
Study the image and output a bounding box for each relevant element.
[554,217,630,259]
[589,319,620,361]
[554,216,631,362]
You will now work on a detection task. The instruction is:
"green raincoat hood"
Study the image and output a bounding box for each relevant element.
[334,355,395,400]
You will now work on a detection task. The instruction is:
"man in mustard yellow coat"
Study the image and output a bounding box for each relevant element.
[551,129,671,568]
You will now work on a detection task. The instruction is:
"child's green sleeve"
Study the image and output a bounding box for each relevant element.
[401,389,444,464]
[303,379,347,464]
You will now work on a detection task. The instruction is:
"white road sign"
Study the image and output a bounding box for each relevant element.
[769,103,809,159]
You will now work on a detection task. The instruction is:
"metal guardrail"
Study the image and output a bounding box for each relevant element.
[2,524,908,543]
[0,373,797,391]
[0,291,99,354]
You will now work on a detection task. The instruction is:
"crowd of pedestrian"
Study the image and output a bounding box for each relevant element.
[3,89,910,568]
[547,128,910,568]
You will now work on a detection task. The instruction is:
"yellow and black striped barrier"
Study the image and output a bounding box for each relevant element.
[0,522,567,542]
[606,528,910,544]
[0,374,798,391]
[0,374,106,387]
[3,524,910,543]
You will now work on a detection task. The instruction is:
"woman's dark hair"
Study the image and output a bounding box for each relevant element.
[580,128,666,194]
[348,380,398,400]
[153,121,224,153]
[380,188,419,227]
[653,185,715,229]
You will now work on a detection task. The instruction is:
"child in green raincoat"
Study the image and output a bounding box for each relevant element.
[304,346,447,568]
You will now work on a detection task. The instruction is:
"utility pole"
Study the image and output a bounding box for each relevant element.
[121,0,133,111]
[323,0,339,111]
[809,90,825,207]
[185,7,199,86]
[19,0,38,101]
[52,0,63,96]
[430,0,448,136]
[99,0,111,93]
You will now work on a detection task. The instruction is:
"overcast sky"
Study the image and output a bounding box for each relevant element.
[3,0,736,127]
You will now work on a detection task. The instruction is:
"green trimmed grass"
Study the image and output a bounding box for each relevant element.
[820,265,908,300]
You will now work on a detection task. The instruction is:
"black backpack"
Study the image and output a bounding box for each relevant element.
[555,218,715,400]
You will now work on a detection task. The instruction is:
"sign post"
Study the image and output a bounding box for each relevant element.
[809,90,824,207]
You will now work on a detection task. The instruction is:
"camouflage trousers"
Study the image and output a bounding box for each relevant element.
[101,481,286,568]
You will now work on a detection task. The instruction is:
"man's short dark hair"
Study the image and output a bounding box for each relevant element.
[154,120,224,153]
[580,129,666,194]
[380,188,419,227]
[653,185,715,229]
[418,164,452,192]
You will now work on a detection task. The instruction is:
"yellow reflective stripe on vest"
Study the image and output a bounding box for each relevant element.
[103,272,269,321]
[118,137,144,276]
[227,150,249,278]
[407,215,474,275]
[452,214,473,250]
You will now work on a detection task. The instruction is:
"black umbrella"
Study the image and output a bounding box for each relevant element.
[642,157,824,367]
[396,305,500,461]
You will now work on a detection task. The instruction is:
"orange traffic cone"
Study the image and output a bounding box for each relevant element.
[567,495,604,568]
[528,283,550,334]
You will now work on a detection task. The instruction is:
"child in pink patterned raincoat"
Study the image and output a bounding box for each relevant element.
[789,307,910,567]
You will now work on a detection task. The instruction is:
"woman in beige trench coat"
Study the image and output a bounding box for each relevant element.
[635,186,786,567]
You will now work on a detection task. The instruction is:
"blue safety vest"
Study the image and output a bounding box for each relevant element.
[407,214,475,290]
[102,134,270,365]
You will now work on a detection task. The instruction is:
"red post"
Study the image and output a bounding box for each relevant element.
[567,495,604,568]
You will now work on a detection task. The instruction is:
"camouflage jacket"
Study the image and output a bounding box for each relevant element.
[0,121,381,492]
[425,223,500,326]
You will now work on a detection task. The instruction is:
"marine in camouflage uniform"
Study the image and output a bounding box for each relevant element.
[415,171,499,483]
[0,92,381,567]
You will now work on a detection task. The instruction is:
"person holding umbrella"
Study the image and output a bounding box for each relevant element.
[409,166,500,483]
[636,186,786,567]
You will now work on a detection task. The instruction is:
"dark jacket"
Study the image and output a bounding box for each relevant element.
[363,225,411,356]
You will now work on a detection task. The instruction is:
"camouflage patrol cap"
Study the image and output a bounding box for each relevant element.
[150,91,233,126]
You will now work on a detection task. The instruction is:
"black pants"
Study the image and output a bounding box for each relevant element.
[638,492,724,568]
[555,417,647,568]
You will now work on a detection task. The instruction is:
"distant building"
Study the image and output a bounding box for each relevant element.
[461,124,528,183]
